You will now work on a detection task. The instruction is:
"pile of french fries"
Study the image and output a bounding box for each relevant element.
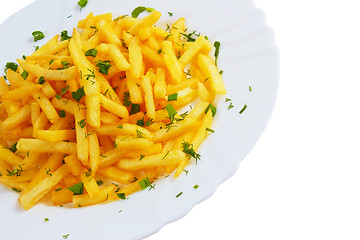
[0,10,226,210]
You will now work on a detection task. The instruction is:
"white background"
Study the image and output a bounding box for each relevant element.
[1,0,360,239]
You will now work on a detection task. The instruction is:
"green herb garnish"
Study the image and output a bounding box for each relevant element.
[129,103,140,115]
[131,6,154,18]
[55,85,69,99]
[61,61,71,69]
[77,119,86,128]
[85,48,97,57]
[71,86,85,102]
[214,41,220,66]
[206,128,215,133]
[32,31,45,42]
[168,93,178,102]
[165,103,177,122]
[67,182,84,195]
[181,141,201,164]
[59,110,66,118]
[60,30,71,41]
[117,193,126,200]
[95,60,112,75]
[239,104,247,114]
[21,71,28,80]
[205,103,217,117]
[139,177,151,190]
[5,62,18,73]
[38,76,45,84]
[123,91,132,106]
[12,188,21,192]
[78,0,88,10]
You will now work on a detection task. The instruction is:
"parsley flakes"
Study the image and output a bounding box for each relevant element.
[239,104,247,114]
[131,6,155,18]
[71,86,85,102]
[5,62,18,73]
[67,182,84,195]
[95,60,112,75]
[32,31,45,42]
[85,49,97,57]
[78,0,88,10]
[181,141,201,164]
[214,41,221,66]
[60,30,71,41]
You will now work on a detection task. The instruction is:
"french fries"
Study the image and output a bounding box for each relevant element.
[0,9,226,210]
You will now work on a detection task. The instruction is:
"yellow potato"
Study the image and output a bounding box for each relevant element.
[117,150,186,171]
[2,104,31,131]
[73,104,89,165]
[33,90,59,124]
[162,41,183,83]
[197,53,227,94]
[17,59,77,81]
[141,74,156,119]
[19,165,71,210]
[129,11,162,35]
[17,138,77,154]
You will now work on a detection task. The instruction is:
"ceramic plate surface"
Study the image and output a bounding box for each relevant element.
[0,0,279,239]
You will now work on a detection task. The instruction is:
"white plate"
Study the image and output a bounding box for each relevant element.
[0,0,279,239]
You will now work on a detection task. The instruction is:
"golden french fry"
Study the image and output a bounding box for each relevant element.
[197,53,226,94]
[86,94,101,128]
[79,170,100,198]
[17,138,77,154]
[41,82,57,99]
[88,130,100,175]
[109,44,131,71]
[99,94,129,119]
[126,71,143,104]
[2,104,31,131]
[36,130,76,142]
[98,19,123,47]
[31,35,59,55]
[154,68,166,100]
[0,76,10,95]
[162,41,183,83]
[129,11,162,35]
[117,150,186,171]
[97,166,134,185]
[0,144,23,166]
[19,165,71,210]
[52,188,73,205]
[33,90,59,124]
[17,59,77,81]
[96,123,154,140]
[73,185,115,207]
[169,17,185,51]
[153,117,199,142]
[140,43,165,67]
[128,36,143,79]
[0,178,28,192]
[3,85,42,101]
[73,103,89,165]
[64,154,83,176]
[69,29,100,96]
[141,74,156,119]
[179,35,209,67]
